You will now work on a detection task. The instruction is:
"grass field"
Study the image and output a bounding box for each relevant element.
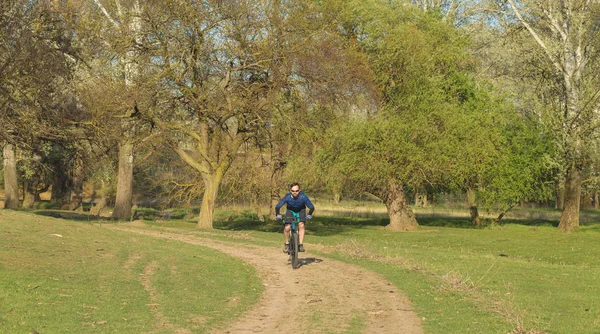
[209,205,600,333]
[3,204,600,333]
[0,210,262,333]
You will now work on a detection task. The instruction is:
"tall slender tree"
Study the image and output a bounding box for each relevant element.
[496,0,600,232]
[2,144,19,209]
[70,0,146,219]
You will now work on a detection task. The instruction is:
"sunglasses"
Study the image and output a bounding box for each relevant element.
[291,189,300,193]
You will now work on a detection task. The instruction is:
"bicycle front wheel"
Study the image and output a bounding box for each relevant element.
[291,231,300,269]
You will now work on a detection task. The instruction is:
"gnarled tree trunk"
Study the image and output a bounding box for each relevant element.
[558,167,581,232]
[384,180,418,231]
[467,187,481,226]
[3,144,19,209]
[64,153,84,211]
[198,172,222,229]
[22,178,39,209]
[112,140,134,220]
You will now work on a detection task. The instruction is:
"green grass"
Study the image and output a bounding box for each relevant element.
[0,210,262,333]
[8,204,600,333]
[187,207,600,334]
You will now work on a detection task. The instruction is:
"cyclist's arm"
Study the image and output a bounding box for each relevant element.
[305,196,315,215]
[275,195,288,215]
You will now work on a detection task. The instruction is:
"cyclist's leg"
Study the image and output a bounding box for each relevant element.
[299,209,306,246]
[284,223,291,243]
[299,222,305,243]
[284,210,294,244]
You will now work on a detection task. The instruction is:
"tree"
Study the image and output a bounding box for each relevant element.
[447,82,555,224]
[143,0,284,228]
[67,0,147,219]
[2,144,19,209]
[318,0,491,231]
[496,0,600,232]
[0,0,79,209]
[143,0,369,228]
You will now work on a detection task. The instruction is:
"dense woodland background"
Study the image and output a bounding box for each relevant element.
[2,0,600,232]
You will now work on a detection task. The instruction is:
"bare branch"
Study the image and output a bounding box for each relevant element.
[93,0,119,28]
[507,0,564,74]
[175,146,210,175]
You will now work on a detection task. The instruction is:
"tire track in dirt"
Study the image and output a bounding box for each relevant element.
[126,256,193,334]
[139,261,190,333]
[109,225,423,334]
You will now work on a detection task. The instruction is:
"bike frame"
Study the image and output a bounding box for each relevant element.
[286,211,301,269]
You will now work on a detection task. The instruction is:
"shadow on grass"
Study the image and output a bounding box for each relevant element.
[28,206,600,235]
[414,216,561,228]
[31,207,192,223]
[32,209,113,222]
[213,212,389,237]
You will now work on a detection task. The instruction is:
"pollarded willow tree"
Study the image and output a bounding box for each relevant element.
[317,1,473,231]
[317,0,528,231]
[143,0,368,228]
[496,0,600,232]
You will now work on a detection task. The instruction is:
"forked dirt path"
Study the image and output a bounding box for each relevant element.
[109,225,423,334]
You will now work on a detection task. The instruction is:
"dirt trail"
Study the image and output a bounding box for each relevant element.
[109,225,423,334]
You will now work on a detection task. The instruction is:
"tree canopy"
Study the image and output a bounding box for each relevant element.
[3,0,593,233]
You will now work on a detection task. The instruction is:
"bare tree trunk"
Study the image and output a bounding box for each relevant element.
[23,151,42,209]
[198,173,222,229]
[506,0,589,232]
[65,153,84,211]
[92,0,141,220]
[22,178,38,209]
[112,140,134,220]
[595,191,599,210]
[558,167,581,232]
[3,144,19,209]
[384,180,418,231]
[467,187,481,226]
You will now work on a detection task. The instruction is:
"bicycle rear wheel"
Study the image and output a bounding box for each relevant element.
[291,230,300,269]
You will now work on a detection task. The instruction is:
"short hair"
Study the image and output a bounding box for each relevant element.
[289,182,300,189]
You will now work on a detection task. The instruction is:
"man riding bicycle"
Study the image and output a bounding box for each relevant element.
[275,183,315,253]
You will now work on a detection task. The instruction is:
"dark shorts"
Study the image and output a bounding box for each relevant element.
[284,209,306,224]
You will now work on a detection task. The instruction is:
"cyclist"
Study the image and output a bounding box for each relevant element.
[275,182,314,253]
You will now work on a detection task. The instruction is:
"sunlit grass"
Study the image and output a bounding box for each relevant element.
[201,206,600,333]
[11,202,600,333]
[0,210,262,333]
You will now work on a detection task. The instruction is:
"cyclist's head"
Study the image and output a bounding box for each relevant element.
[289,183,300,197]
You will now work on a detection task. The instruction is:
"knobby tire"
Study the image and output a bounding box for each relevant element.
[291,231,300,269]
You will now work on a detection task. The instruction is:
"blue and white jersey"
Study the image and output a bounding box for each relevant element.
[275,191,315,214]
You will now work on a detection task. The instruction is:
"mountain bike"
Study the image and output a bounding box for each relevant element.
[286,211,301,269]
